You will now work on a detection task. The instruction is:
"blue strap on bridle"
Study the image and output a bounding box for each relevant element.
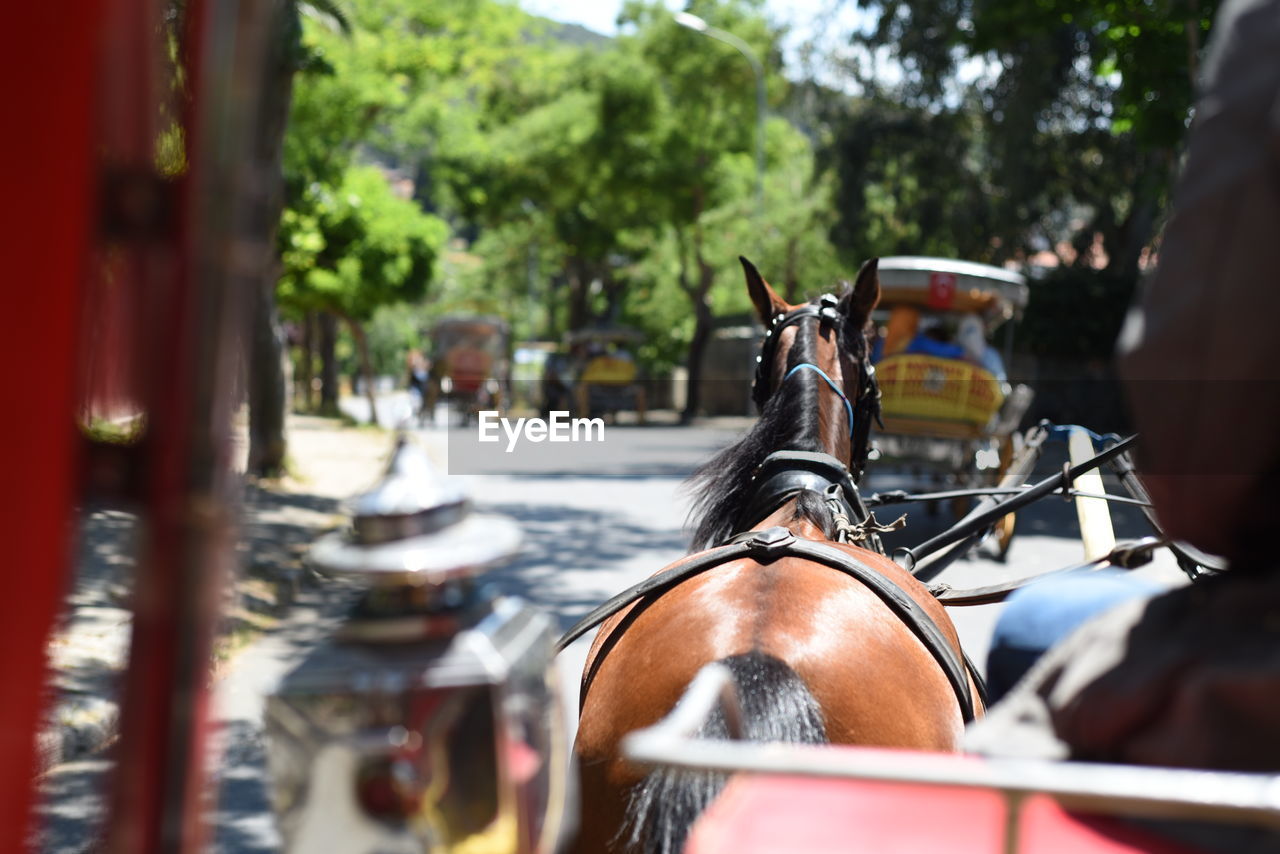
[784,362,855,439]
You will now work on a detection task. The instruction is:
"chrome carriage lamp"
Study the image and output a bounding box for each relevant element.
[264,437,570,854]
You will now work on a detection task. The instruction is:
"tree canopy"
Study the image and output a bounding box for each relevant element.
[267,0,1216,411]
[831,0,1217,279]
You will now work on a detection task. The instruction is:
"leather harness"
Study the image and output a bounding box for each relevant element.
[557,524,981,723]
[557,297,987,723]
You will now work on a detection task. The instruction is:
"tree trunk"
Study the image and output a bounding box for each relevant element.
[319,312,338,414]
[682,296,714,424]
[299,310,315,412]
[680,215,717,424]
[346,316,380,427]
[566,257,591,331]
[1106,150,1168,281]
[245,0,299,477]
[247,286,289,476]
[599,268,626,325]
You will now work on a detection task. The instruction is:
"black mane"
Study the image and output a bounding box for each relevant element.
[686,313,866,550]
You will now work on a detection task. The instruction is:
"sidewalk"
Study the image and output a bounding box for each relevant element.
[36,414,396,777]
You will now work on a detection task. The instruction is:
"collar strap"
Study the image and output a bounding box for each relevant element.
[785,362,855,439]
[734,450,868,534]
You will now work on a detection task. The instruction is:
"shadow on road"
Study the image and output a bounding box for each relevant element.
[210,719,279,854]
[482,499,688,631]
[32,758,111,853]
[237,484,344,585]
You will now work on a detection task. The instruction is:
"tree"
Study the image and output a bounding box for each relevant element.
[245,0,350,477]
[433,36,667,333]
[277,165,447,423]
[620,118,849,378]
[272,0,524,424]
[618,0,782,420]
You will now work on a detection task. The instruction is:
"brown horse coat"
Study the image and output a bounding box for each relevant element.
[571,514,976,853]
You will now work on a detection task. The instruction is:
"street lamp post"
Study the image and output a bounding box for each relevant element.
[674,11,765,208]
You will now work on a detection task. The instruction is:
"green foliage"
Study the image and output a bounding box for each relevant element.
[363,300,432,376]
[828,99,994,261]
[278,165,447,321]
[275,0,859,390]
[832,0,1217,281]
[620,119,853,373]
[963,0,1213,151]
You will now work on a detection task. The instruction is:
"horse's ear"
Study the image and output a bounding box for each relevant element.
[839,257,880,328]
[741,256,787,325]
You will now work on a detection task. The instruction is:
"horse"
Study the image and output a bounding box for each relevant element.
[566,257,984,854]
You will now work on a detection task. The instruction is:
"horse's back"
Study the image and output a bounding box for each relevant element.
[576,548,965,771]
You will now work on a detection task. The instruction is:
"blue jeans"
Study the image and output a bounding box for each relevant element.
[986,570,1164,704]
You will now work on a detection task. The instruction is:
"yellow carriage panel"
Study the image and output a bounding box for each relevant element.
[876,354,1005,433]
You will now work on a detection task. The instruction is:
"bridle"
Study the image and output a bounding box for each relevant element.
[751,293,882,481]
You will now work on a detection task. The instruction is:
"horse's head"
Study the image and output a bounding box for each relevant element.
[741,256,882,471]
[687,258,883,549]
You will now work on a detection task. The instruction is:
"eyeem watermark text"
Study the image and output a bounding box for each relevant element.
[477,410,605,452]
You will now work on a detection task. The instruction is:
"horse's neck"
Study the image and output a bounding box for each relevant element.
[814,385,853,464]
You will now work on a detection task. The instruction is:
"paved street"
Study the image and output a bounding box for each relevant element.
[35,402,1184,851]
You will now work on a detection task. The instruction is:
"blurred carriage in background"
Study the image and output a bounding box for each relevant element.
[870,257,1034,557]
[425,315,511,424]
[542,327,647,423]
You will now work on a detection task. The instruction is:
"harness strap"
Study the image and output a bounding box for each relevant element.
[823,483,907,545]
[735,451,867,535]
[557,526,981,723]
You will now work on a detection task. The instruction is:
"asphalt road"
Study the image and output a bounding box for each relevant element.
[35,398,1185,852]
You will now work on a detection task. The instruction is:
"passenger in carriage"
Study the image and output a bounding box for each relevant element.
[904,316,965,360]
[956,313,1007,380]
[969,0,1280,846]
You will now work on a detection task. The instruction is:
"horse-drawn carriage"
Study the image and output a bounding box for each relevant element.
[602,421,1247,854]
[871,257,1035,558]
[542,327,647,422]
[424,315,510,423]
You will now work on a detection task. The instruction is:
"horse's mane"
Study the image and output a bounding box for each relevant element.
[687,317,861,550]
